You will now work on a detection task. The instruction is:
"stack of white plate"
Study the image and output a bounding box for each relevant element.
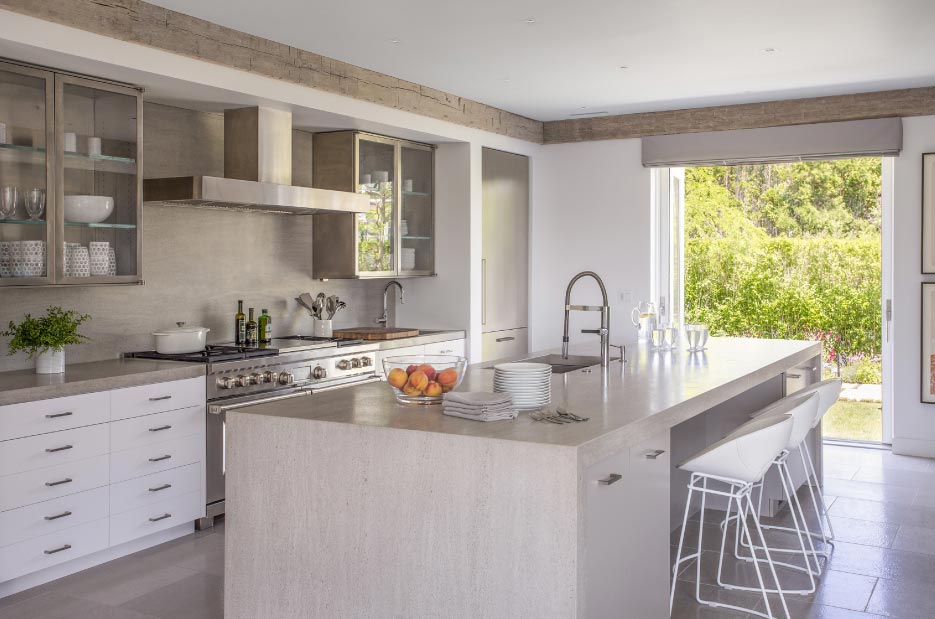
[493,362,551,410]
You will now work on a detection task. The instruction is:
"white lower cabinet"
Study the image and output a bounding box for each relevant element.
[0,375,207,590]
[0,518,109,582]
[0,486,109,547]
[424,339,466,357]
[110,491,202,546]
[584,431,670,618]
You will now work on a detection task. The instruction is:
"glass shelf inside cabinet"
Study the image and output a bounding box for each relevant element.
[64,151,137,175]
[0,218,46,226]
[0,143,46,164]
[65,221,137,229]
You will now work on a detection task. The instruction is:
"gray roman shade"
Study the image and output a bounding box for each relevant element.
[641,117,902,167]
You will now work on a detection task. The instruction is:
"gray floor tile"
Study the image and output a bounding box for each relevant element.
[824,461,861,481]
[137,531,225,577]
[823,478,918,505]
[49,554,198,607]
[829,496,935,528]
[0,592,158,619]
[782,597,887,618]
[824,447,933,473]
[851,466,935,489]
[866,576,935,619]
[0,587,50,611]
[891,524,935,556]
[910,486,935,509]
[671,579,765,618]
[826,540,935,585]
[120,572,222,619]
[824,515,898,548]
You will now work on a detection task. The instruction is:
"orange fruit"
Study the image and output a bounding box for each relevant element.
[437,368,458,387]
[424,381,442,397]
[407,370,429,392]
[387,368,408,389]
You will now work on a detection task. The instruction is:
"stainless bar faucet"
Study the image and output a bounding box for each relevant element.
[562,271,611,368]
[376,280,405,326]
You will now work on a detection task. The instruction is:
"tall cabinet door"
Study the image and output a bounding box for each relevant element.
[0,62,55,287]
[481,148,529,335]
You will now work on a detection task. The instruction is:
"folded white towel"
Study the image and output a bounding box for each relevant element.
[444,391,513,407]
[443,408,517,422]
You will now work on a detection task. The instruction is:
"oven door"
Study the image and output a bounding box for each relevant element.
[204,388,312,523]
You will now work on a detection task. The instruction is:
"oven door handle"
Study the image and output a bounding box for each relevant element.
[307,375,382,394]
[208,389,312,415]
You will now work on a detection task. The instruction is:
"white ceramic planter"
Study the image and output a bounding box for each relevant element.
[36,348,65,374]
[313,319,333,338]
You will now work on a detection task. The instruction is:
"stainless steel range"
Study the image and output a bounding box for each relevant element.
[126,336,380,528]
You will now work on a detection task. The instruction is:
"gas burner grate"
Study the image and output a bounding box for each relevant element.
[125,344,279,363]
[280,335,363,347]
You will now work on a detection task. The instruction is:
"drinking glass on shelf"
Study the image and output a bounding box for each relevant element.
[25,188,45,221]
[664,325,680,350]
[0,186,17,219]
[651,327,665,350]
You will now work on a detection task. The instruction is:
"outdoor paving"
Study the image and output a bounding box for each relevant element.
[840,382,882,402]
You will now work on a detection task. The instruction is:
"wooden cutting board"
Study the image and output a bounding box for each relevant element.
[333,327,420,340]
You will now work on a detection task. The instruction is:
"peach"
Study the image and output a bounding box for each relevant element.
[441,383,454,393]
[424,381,442,397]
[437,368,458,387]
[406,364,419,376]
[402,383,423,396]
[417,364,437,381]
[387,368,408,389]
[407,370,429,392]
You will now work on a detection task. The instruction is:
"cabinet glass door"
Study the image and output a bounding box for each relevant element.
[355,135,396,276]
[58,75,141,284]
[0,62,54,286]
[399,142,434,275]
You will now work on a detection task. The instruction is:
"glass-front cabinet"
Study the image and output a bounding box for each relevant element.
[312,131,435,279]
[0,60,142,287]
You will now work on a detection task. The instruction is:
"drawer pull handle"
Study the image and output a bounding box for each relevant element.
[786,373,802,379]
[45,510,73,521]
[149,395,173,402]
[495,336,515,343]
[44,544,72,555]
[149,483,172,492]
[149,454,172,462]
[45,411,74,419]
[149,513,172,522]
[598,473,622,485]
[149,425,172,432]
[45,445,74,453]
[644,449,666,460]
[45,478,73,487]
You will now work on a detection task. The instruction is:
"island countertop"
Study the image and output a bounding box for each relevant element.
[234,337,819,465]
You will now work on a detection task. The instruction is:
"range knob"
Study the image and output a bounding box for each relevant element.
[336,359,350,371]
[263,370,276,384]
[248,373,262,385]
[234,375,248,388]
[277,371,294,385]
[312,365,327,380]
[216,376,235,390]
[350,358,362,369]
[360,356,373,367]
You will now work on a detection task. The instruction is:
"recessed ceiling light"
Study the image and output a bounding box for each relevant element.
[762,47,777,53]
[501,77,511,83]
[569,110,609,117]
[619,65,629,69]
[390,38,400,44]
[524,17,536,24]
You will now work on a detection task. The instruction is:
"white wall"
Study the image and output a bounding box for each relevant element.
[892,116,935,456]
[530,139,652,352]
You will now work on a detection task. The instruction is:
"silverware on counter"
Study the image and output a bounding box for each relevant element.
[529,408,589,424]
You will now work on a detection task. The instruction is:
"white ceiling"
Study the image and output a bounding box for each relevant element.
[148,0,935,122]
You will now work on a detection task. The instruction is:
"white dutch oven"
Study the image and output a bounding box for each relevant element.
[153,322,210,354]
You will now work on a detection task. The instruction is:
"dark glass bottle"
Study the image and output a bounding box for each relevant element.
[235,300,246,345]
[245,307,258,346]
[258,309,272,344]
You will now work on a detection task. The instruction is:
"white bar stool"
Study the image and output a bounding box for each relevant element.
[670,413,794,619]
[724,393,823,595]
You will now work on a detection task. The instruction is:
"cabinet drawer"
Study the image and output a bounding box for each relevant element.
[110,433,202,484]
[110,463,201,515]
[0,454,110,512]
[0,424,109,477]
[481,328,528,363]
[0,517,109,582]
[424,339,466,357]
[0,486,109,547]
[110,405,204,451]
[0,391,109,442]
[110,491,201,546]
[111,377,205,421]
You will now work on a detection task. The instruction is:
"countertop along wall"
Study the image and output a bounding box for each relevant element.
[0,103,385,372]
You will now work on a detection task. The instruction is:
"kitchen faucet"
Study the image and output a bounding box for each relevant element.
[562,271,611,368]
[376,280,405,326]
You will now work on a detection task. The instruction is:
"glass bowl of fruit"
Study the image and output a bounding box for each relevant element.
[382,355,467,405]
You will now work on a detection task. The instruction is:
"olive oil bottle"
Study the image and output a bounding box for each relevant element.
[234,300,246,345]
[258,309,272,344]
[245,307,258,346]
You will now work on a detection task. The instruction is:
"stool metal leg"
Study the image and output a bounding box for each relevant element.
[802,441,835,541]
[669,474,696,615]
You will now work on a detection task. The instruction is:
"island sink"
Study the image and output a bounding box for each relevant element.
[520,353,617,373]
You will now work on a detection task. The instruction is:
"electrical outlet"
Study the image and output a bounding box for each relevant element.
[619,290,631,303]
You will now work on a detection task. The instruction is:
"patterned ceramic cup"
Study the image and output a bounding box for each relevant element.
[0,241,12,278]
[107,247,117,276]
[20,240,46,277]
[89,241,110,276]
[68,244,90,277]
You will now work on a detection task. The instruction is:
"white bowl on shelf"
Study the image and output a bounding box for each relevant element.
[64,195,114,224]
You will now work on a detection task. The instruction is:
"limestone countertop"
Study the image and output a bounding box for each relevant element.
[373,329,465,350]
[233,337,819,465]
[0,359,205,407]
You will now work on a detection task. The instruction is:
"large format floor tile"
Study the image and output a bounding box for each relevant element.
[0,592,159,619]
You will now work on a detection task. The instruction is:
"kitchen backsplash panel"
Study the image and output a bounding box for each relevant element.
[0,103,383,372]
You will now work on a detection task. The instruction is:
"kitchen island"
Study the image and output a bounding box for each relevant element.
[224,337,820,619]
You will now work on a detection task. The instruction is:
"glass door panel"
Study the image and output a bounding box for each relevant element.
[0,63,53,285]
[59,76,140,283]
[399,144,434,275]
[356,136,396,275]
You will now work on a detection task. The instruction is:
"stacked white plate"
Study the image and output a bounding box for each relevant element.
[493,362,551,410]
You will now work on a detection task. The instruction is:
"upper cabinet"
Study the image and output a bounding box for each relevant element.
[312,131,435,279]
[0,60,142,287]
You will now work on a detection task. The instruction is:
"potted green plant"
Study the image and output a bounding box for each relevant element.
[2,306,91,374]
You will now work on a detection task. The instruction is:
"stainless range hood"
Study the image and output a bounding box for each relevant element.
[144,107,369,215]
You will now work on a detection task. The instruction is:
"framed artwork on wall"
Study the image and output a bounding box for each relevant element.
[923,283,935,402]
[923,153,935,272]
